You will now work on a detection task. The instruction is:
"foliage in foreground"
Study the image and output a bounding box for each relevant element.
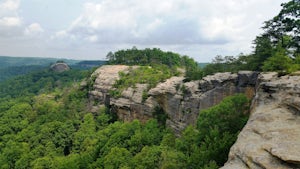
[0,68,249,169]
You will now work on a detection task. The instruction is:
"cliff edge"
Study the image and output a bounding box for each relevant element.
[221,72,300,169]
[89,65,300,168]
[89,65,258,134]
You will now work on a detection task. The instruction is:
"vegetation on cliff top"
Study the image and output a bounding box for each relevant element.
[106,47,203,81]
[106,47,202,98]
[110,65,179,98]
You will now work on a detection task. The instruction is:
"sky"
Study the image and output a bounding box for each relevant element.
[0,0,289,62]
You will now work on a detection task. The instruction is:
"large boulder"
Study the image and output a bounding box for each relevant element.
[50,62,70,72]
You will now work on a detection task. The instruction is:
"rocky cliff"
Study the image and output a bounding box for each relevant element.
[221,72,300,169]
[89,65,258,134]
[88,65,300,168]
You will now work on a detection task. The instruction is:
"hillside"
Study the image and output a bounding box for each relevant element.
[0,56,106,82]
[0,56,78,68]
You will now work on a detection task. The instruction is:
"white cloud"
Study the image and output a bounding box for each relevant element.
[86,35,98,42]
[24,23,44,36]
[0,16,21,26]
[57,0,286,49]
[0,0,23,37]
[56,0,227,45]
[0,0,288,62]
[0,0,46,39]
[0,0,19,12]
[0,0,21,26]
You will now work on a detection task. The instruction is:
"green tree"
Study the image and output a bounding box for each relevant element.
[250,35,274,70]
[103,147,132,169]
[262,44,293,72]
[73,113,97,152]
[263,0,300,53]
[131,146,161,169]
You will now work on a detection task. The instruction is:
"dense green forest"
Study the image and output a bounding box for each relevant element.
[0,56,106,82]
[0,56,83,69]
[0,65,47,82]
[0,66,249,168]
[0,47,248,169]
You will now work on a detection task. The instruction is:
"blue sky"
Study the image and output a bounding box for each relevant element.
[0,0,289,62]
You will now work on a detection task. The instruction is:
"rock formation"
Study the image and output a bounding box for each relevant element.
[89,65,300,168]
[149,71,258,133]
[50,62,70,72]
[89,65,156,122]
[221,72,300,169]
[89,65,258,134]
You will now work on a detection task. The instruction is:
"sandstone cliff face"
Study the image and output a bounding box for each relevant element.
[89,66,300,168]
[149,71,258,133]
[89,65,157,123]
[89,65,258,134]
[221,72,300,169]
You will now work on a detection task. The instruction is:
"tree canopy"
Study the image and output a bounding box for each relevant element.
[263,0,300,53]
[106,47,203,81]
[0,66,249,168]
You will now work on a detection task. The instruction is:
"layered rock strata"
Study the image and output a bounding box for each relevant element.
[89,65,258,134]
[221,72,300,169]
[89,65,300,168]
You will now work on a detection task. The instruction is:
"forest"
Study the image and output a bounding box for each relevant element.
[0,56,106,82]
[0,0,299,168]
[0,66,249,168]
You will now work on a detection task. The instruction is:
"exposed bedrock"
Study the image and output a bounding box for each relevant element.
[221,72,300,169]
[89,65,258,134]
[89,65,300,168]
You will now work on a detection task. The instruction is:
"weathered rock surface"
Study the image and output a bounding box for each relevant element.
[89,65,258,134]
[221,72,300,169]
[89,65,156,122]
[149,71,258,134]
[89,65,300,168]
[50,62,70,72]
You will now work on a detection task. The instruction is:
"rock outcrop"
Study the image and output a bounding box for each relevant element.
[50,62,70,72]
[89,65,258,134]
[89,65,300,168]
[89,65,156,123]
[221,72,300,169]
[149,71,258,133]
